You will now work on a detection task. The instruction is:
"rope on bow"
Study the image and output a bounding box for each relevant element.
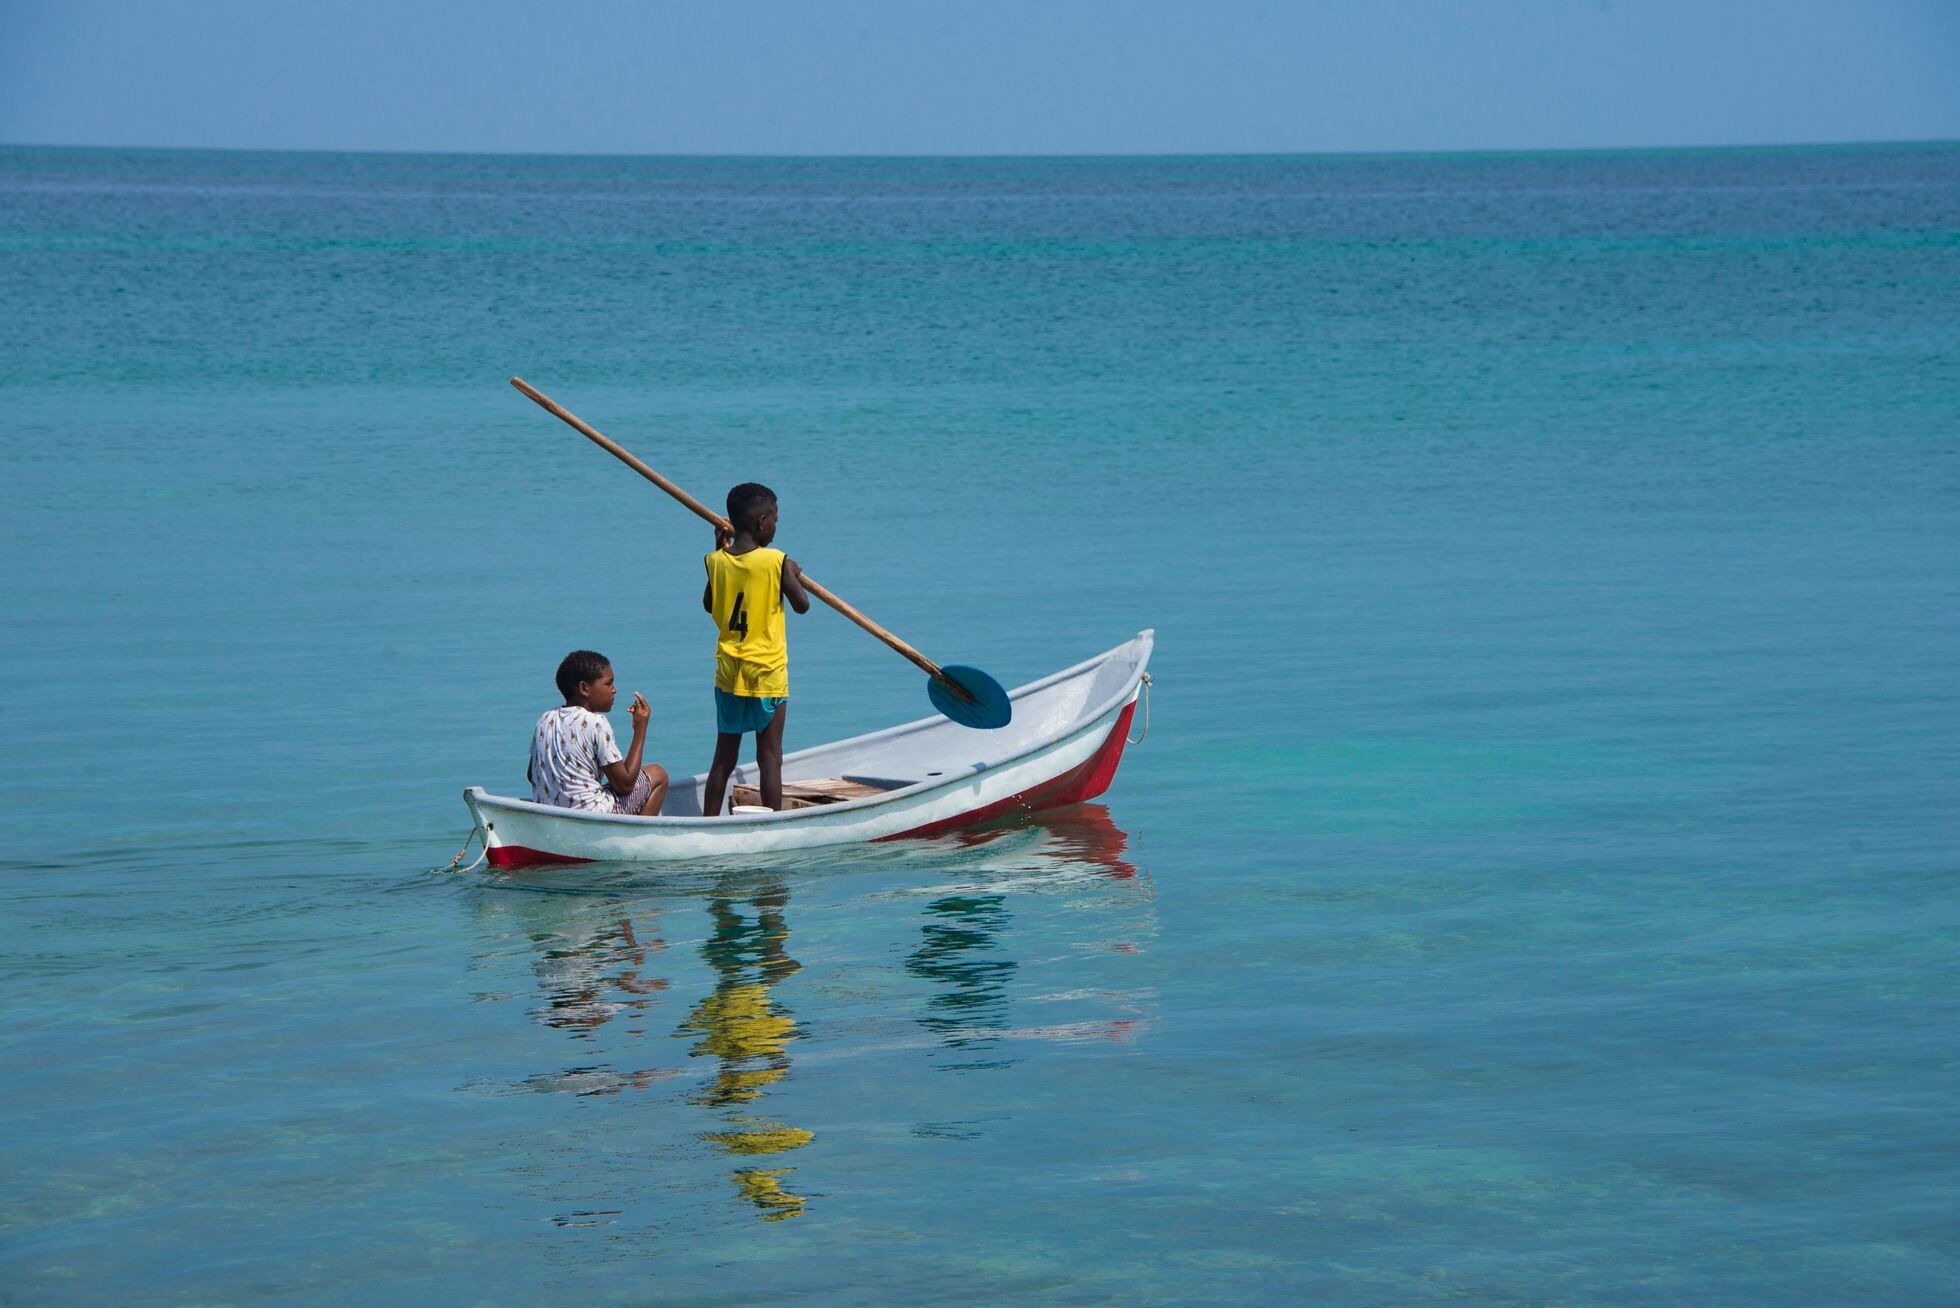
[1126,673,1152,746]
[438,824,489,874]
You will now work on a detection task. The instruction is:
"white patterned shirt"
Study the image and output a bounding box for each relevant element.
[529,706,624,811]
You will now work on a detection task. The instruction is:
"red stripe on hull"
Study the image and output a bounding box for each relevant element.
[486,844,592,869]
[877,699,1138,842]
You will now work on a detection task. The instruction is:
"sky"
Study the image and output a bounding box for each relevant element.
[2,0,1958,156]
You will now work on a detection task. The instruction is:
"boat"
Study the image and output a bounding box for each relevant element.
[462,630,1154,867]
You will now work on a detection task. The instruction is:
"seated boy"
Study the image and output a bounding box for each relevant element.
[701,483,811,814]
[530,649,670,815]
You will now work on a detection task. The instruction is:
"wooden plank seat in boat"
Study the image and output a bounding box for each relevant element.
[729,776,908,811]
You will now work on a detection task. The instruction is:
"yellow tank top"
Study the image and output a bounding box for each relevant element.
[705,547,788,697]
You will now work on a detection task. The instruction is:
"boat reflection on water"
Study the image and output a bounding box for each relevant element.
[534,916,669,1039]
[942,803,1141,880]
[906,805,1153,1071]
[474,803,1152,1230]
[907,894,1016,1068]
[472,875,816,1221]
[471,896,674,1098]
[678,881,812,1222]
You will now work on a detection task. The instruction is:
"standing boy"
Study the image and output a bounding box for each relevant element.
[530,650,670,815]
[702,483,811,814]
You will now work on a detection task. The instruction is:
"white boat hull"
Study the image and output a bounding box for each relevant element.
[464,631,1153,866]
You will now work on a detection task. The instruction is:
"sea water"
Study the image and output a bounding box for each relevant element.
[1,144,1956,1303]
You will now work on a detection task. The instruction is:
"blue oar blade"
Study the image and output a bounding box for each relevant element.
[928,665,1012,729]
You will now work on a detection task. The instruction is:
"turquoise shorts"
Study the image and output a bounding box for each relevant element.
[715,688,786,736]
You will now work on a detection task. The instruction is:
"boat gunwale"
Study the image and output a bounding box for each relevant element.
[466,629,1153,831]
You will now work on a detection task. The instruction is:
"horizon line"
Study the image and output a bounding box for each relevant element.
[3,135,1957,164]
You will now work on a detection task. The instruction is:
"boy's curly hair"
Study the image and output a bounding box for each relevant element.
[555,650,610,701]
[726,482,777,532]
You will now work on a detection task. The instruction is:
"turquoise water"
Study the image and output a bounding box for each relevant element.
[3,142,1957,1302]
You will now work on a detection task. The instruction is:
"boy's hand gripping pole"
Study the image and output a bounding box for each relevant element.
[509,377,1010,729]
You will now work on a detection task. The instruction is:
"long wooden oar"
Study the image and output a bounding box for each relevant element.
[510,377,1011,730]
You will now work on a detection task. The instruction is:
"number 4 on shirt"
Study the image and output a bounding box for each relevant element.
[727,592,749,638]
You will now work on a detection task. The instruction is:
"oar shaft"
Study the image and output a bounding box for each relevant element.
[511,375,724,525]
[795,576,948,682]
[510,376,968,698]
